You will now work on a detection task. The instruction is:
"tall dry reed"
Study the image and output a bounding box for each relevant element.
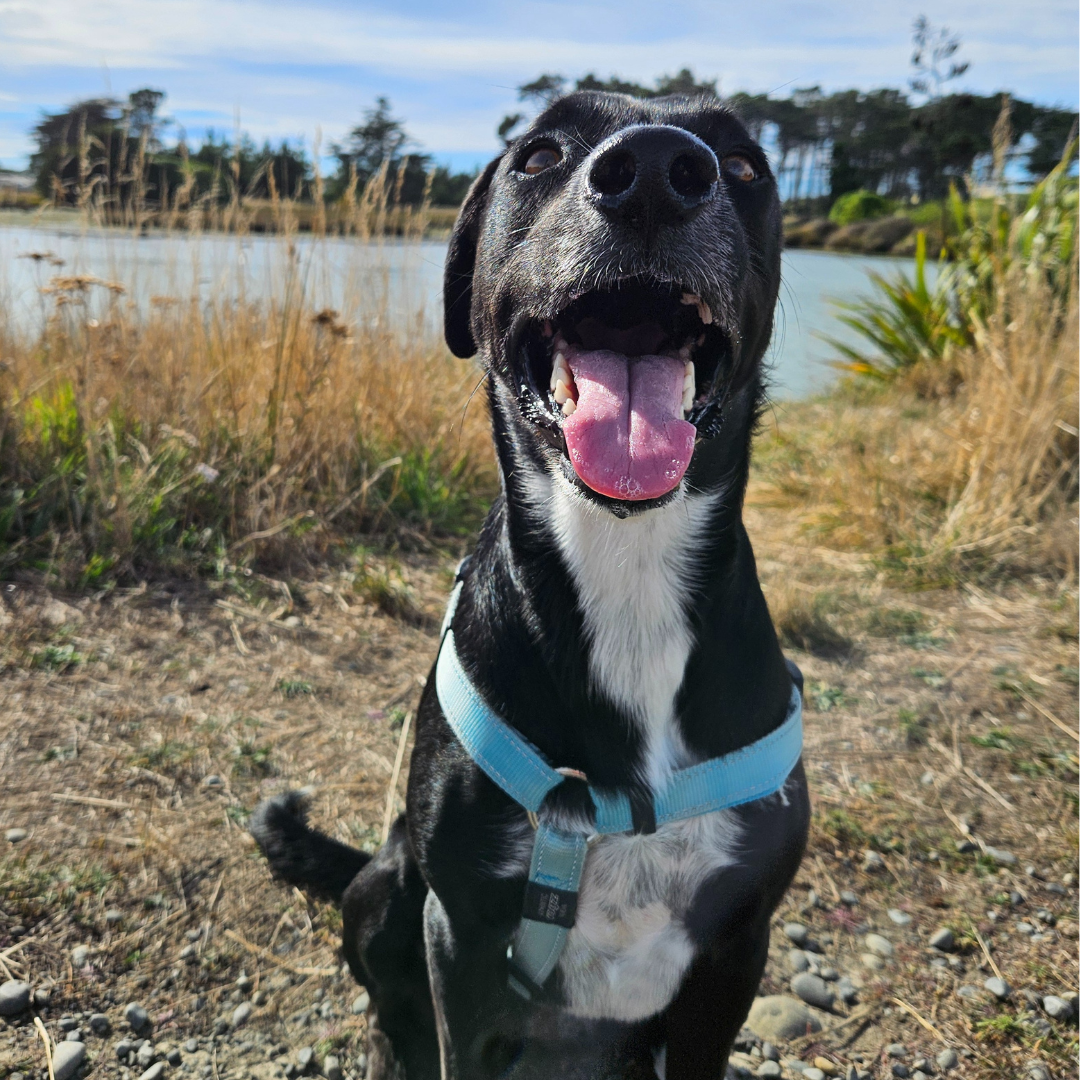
[0,241,495,583]
[756,268,1078,580]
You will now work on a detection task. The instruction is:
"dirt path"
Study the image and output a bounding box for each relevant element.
[0,524,1076,1080]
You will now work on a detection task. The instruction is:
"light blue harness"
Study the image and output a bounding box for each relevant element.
[435,572,803,1000]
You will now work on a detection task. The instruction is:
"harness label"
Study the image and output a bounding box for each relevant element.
[522,882,578,928]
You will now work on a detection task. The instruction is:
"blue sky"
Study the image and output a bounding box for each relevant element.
[1,0,1076,173]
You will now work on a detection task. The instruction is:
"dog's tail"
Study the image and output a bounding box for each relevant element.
[249,790,372,905]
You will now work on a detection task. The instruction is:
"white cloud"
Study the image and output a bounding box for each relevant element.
[0,0,1074,165]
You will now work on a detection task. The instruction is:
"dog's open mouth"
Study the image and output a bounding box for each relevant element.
[517,280,731,501]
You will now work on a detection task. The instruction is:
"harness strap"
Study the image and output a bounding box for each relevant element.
[435,569,803,1000]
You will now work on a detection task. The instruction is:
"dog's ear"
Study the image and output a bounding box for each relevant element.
[443,154,502,359]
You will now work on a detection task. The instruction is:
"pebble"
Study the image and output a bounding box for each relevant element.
[139,1064,166,1080]
[124,1003,151,1035]
[89,1013,111,1035]
[935,1049,958,1071]
[891,1067,909,1079]
[887,909,911,926]
[836,977,858,1005]
[41,600,83,628]
[136,1042,156,1067]
[71,944,90,968]
[886,1043,907,1059]
[1026,1065,1051,1080]
[818,967,838,982]
[783,923,810,947]
[839,890,859,907]
[864,933,893,958]
[105,908,124,925]
[983,846,1017,865]
[804,1069,826,1080]
[232,1001,253,1028]
[1043,995,1073,1020]
[5,827,27,843]
[861,850,884,873]
[791,973,835,1011]
[956,985,980,1000]
[65,1030,83,1043]
[955,839,978,854]
[746,996,822,1041]
[59,1017,79,1032]
[202,775,224,789]
[323,1055,343,1080]
[351,991,370,1015]
[184,1040,199,1053]
[52,1041,86,1080]
[788,949,810,973]
[167,1049,182,1066]
[0,980,32,1016]
[919,770,934,785]
[860,953,885,971]
[912,1059,933,1074]
[297,1047,315,1070]
[761,1043,779,1062]
[757,1063,781,1078]
[984,976,1011,1000]
[114,1041,134,1060]
[928,927,954,952]
[813,1057,838,1075]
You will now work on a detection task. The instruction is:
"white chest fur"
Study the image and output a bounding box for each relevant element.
[519,469,735,1021]
[541,475,720,787]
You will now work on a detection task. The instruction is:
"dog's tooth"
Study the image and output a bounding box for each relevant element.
[683,359,695,385]
[680,292,700,307]
[561,398,577,417]
[553,380,571,404]
[698,300,713,325]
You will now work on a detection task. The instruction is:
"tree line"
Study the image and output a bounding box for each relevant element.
[27,24,1078,218]
[501,68,1076,205]
[29,92,475,214]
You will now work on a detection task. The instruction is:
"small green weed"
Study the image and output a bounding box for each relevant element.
[910,667,945,687]
[819,808,868,848]
[969,727,1024,751]
[35,644,82,671]
[973,1013,1027,1043]
[276,678,314,698]
[897,708,929,745]
[809,681,847,712]
[232,741,274,778]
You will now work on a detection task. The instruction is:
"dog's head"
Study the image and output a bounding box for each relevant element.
[444,90,782,514]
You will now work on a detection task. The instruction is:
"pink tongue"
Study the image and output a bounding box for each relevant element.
[563,349,696,501]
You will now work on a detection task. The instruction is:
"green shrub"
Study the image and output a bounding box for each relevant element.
[829,189,896,225]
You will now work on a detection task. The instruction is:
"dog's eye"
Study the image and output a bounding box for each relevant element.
[721,155,757,183]
[523,146,562,175]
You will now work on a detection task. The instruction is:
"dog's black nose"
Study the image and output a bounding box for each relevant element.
[587,125,718,226]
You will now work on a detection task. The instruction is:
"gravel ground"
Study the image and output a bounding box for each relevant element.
[0,529,1076,1080]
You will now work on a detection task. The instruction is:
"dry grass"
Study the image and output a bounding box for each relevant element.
[0,238,496,584]
[755,274,1078,583]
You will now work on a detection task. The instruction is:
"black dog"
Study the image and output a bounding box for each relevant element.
[251,89,809,1080]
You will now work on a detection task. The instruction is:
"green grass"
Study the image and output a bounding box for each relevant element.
[276,678,314,698]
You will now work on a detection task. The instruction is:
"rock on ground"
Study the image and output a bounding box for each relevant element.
[0,980,31,1017]
[746,995,822,1041]
[51,1041,86,1080]
[791,973,835,1010]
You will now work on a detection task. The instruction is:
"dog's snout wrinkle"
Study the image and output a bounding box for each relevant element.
[586,125,719,227]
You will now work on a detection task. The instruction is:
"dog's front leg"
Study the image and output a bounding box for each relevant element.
[423,890,526,1080]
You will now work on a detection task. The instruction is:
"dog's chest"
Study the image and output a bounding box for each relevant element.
[544,480,719,786]
[557,810,739,1020]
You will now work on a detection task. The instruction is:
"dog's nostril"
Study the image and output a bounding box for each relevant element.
[589,149,636,197]
[669,152,717,201]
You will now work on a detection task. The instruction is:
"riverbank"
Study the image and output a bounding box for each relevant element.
[0,202,931,252]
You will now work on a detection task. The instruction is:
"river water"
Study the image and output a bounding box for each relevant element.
[0,220,928,399]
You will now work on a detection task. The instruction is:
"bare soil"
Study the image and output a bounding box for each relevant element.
[0,516,1076,1080]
